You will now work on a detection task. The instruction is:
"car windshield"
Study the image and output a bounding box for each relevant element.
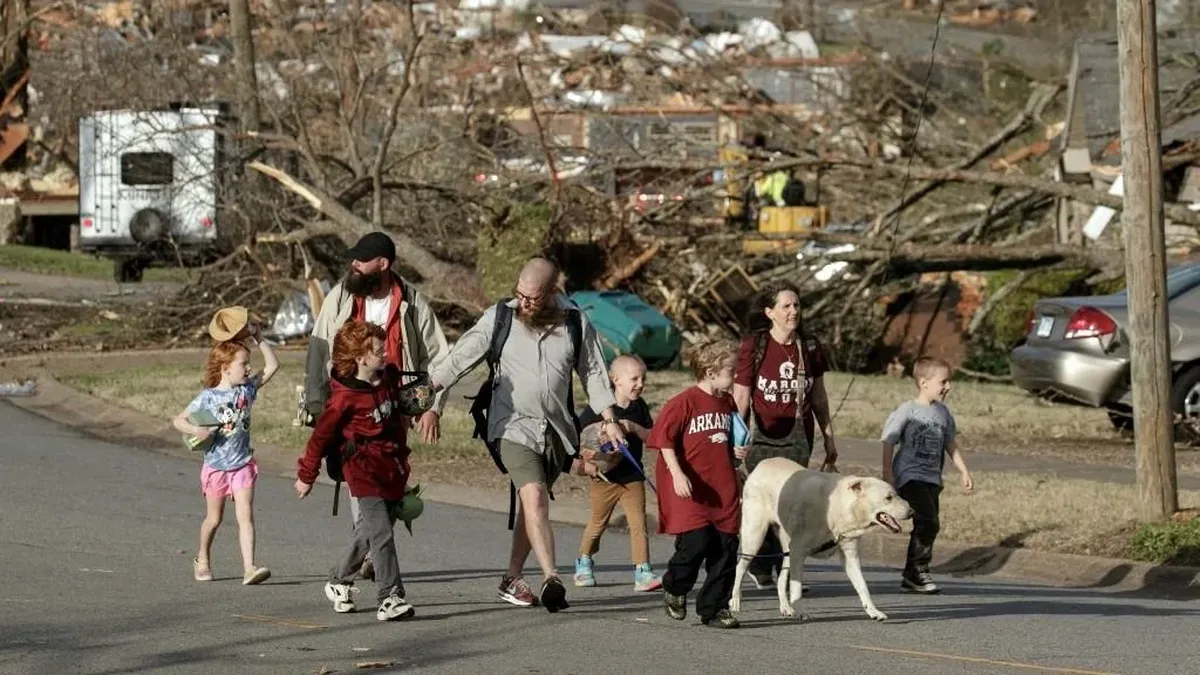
[1110,264,1200,300]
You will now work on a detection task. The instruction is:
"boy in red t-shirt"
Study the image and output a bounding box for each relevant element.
[648,339,744,629]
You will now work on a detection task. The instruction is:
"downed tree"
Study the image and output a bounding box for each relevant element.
[613,155,1200,228]
[248,160,490,313]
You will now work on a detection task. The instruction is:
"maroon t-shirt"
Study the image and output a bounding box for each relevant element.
[648,386,742,536]
[735,334,828,440]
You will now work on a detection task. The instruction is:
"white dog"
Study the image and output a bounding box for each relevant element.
[730,457,914,621]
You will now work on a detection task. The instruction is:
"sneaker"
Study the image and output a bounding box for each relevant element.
[540,576,570,613]
[633,563,662,592]
[243,567,271,585]
[325,582,359,613]
[360,558,375,581]
[702,609,741,629]
[574,556,596,587]
[663,591,686,620]
[193,558,212,582]
[376,594,416,621]
[497,576,537,607]
[901,571,941,594]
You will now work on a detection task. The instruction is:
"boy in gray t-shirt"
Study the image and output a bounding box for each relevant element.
[880,357,974,594]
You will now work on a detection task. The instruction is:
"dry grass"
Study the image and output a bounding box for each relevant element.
[58,359,1200,560]
[61,356,1133,457]
[833,462,1200,559]
[64,359,1118,455]
[59,361,480,460]
[626,368,1119,448]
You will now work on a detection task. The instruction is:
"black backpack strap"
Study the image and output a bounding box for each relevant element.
[565,307,583,433]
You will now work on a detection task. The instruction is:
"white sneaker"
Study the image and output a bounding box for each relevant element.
[376,594,416,621]
[324,582,358,613]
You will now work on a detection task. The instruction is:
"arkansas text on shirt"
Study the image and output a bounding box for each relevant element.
[647,386,741,536]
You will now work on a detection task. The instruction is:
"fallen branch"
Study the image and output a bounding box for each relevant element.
[831,242,1115,273]
[875,82,1062,232]
[966,268,1037,337]
[248,161,489,313]
[596,241,662,290]
[613,155,1200,227]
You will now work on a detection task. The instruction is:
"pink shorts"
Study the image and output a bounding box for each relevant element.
[200,460,259,499]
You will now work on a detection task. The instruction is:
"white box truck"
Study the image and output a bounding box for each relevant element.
[78,104,230,282]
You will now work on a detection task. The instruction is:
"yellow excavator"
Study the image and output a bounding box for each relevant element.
[718,142,828,255]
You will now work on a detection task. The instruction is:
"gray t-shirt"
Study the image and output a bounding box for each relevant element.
[880,400,957,489]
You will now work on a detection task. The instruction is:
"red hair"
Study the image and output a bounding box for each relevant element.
[204,341,250,388]
[332,320,387,378]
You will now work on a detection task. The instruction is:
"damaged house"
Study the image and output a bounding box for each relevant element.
[1056,31,1200,250]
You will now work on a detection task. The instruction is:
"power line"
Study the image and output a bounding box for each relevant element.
[828,2,947,424]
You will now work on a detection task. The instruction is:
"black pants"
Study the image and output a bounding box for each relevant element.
[897,481,942,576]
[662,525,739,621]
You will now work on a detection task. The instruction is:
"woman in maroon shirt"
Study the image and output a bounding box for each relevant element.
[732,281,839,586]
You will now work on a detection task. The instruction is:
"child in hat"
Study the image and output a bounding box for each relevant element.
[173,311,279,585]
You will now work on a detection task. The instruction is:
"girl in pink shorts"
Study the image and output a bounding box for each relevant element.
[173,324,279,585]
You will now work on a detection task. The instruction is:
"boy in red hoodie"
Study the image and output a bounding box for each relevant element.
[295,320,416,621]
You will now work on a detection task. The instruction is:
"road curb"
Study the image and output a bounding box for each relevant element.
[4,361,1199,599]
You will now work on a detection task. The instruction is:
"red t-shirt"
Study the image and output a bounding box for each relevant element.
[735,333,828,440]
[648,386,742,535]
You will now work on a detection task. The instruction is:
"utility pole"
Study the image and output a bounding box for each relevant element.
[1117,0,1178,521]
[229,0,260,134]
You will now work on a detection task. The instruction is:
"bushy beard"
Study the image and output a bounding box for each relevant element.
[344,269,385,297]
[518,301,566,332]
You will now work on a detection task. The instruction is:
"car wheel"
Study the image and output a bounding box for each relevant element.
[1172,364,1200,445]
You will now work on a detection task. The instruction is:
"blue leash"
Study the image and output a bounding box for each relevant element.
[600,439,657,495]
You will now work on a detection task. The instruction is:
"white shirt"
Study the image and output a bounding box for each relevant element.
[364,295,391,328]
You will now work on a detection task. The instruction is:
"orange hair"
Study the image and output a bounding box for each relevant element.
[204,341,250,388]
[332,320,387,379]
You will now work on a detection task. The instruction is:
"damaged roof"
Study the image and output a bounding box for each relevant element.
[1063,31,1200,164]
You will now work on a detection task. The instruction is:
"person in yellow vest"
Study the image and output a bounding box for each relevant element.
[753,154,790,207]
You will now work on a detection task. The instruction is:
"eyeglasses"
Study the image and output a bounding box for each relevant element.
[514,288,545,304]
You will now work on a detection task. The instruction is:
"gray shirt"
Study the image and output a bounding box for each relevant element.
[432,295,616,456]
[880,400,957,489]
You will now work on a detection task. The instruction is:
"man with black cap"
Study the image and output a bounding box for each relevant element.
[303,231,450,578]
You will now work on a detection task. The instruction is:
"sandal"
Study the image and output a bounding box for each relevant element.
[193,558,213,582]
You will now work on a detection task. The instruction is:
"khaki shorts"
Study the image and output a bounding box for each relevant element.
[499,431,569,492]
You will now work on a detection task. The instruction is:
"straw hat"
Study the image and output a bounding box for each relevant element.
[209,306,250,343]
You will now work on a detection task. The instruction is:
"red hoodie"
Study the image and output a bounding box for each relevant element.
[298,365,411,501]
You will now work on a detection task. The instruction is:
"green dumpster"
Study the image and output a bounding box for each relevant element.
[569,290,682,370]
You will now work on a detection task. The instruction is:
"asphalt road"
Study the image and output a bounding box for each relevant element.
[1,401,1196,675]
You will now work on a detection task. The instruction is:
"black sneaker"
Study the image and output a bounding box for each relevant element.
[663,591,686,620]
[901,571,941,594]
[702,609,741,629]
[540,576,570,613]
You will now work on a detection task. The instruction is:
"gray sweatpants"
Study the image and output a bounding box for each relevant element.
[330,496,404,602]
[348,494,373,564]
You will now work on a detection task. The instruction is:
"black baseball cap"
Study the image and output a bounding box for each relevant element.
[347,232,396,263]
